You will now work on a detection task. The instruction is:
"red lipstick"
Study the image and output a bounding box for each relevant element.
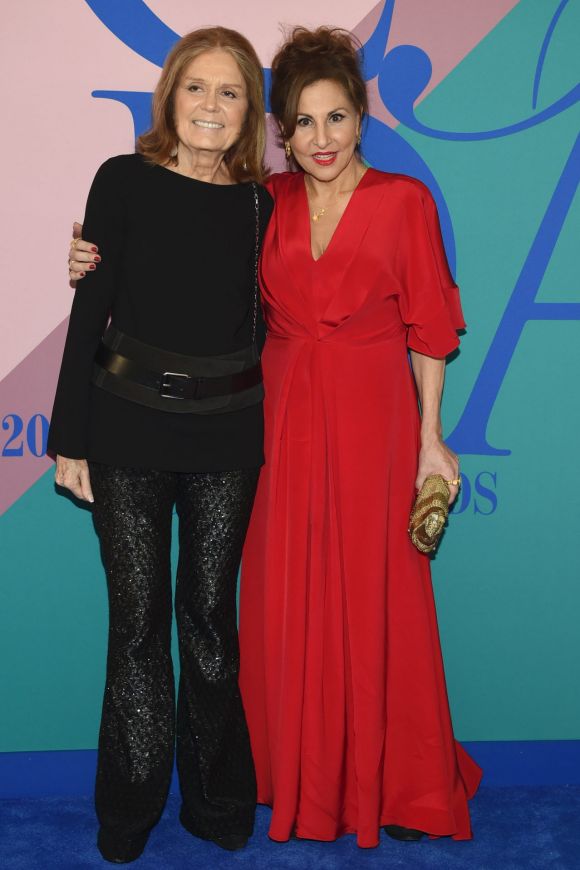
[312,152,337,166]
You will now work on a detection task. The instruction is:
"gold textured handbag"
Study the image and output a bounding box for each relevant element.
[408,474,450,554]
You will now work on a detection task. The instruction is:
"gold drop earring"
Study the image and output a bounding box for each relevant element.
[284,141,292,159]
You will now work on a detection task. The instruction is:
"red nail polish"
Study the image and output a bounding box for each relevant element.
[91,246,98,253]
[80,272,85,277]
[94,255,101,262]
[89,264,96,270]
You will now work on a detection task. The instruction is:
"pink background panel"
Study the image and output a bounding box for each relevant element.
[0,321,69,516]
[1,0,160,381]
[0,0,520,514]
[0,0,519,379]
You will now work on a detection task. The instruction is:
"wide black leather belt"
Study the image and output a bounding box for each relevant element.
[91,325,264,415]
[95,343,262,401]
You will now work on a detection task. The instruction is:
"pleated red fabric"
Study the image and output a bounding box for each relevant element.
[239,169,482,848]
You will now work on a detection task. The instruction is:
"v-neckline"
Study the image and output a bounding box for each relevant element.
[303,167,370,263]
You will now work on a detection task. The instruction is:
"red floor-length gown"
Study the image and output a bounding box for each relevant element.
[239,169,482,848]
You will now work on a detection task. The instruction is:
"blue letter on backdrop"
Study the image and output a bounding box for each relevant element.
[448,134,580,455]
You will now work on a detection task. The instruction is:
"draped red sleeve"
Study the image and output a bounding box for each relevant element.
[395,181,465,358]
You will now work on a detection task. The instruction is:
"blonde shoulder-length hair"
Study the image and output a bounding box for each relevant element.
[138,27,267,183]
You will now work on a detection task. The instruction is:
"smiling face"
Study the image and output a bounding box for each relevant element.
[288,79,361,181]
[173,48,249,159]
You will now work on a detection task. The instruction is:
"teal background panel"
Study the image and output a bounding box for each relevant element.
[395,0,580,739]
[0,468,180,751]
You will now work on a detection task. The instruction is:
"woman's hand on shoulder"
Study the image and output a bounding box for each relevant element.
[55,455,94,503]
[416,437,460,505]
[68,222,101,282]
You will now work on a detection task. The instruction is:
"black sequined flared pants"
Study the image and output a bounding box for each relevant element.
[89,463,259,848]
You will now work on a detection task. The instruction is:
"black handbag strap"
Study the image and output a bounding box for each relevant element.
[251,182,260,343]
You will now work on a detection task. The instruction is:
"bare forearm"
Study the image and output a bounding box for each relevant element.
[410,350,445,443]
[409,350,459,502]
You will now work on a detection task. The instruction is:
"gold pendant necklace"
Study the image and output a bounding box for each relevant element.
[308,164,365,222]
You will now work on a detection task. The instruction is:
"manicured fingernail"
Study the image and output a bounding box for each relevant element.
[80,271,85,277]
[89,264,96,270]
[91,246,98,253]
[94,255,101,262]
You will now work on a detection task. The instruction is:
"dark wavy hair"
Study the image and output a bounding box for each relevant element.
[270,26,368,142]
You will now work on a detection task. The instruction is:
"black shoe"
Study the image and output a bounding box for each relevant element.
[383,824,425,842]
[211,834,249,851]
[97,828,149,863]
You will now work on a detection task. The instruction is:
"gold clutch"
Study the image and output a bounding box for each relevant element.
[408,474,450,554]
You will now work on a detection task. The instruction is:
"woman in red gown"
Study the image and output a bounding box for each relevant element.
[239,27,482,848]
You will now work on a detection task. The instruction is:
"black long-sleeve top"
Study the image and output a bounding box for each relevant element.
[48,153,274,472]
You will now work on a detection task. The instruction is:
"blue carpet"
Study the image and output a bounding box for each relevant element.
[1,787,579,869]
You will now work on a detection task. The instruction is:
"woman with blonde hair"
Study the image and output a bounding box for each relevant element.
[50,27,272,862]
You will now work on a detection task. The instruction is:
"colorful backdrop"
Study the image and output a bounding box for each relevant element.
[1,0,579,786]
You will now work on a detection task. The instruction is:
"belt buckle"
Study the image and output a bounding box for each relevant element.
[160,371,191,400]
